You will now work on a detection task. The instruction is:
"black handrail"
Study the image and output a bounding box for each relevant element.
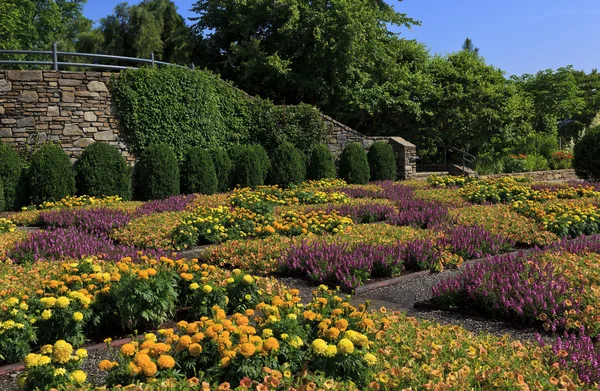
[444,145,476,176]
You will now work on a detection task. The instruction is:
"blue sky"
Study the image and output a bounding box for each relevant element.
[83,0,600,76]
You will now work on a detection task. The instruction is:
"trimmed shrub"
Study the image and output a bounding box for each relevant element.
[135,143,180,201]
[307,144,336,180]
[523,153,549,171]
[367,142,396,181]
[0,142,25,210]
[0,181,4,212]
[74,142,132,200]
[230,146,265,188]
[181,147,218,195]
[269,142,306,187]
[573,127,600,180]
[209,149,233,192]
[252,144,271,184]
[338,142,370,184]
[28,144,76,205]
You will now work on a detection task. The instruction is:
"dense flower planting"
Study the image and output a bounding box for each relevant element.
[0,217,16,233]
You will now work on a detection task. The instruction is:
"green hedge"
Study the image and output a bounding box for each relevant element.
[0,181,4,212]
[28,144,76,205]
[0,142,25,210]
[339,142,370,184]
[135,143,180,200]
[307,144,336,180]
[368,142,396,181]
[269,142,306,187]
[209,149,233,192]
[573,127,600,180]
[75,142,132,200]
[110,67,326,159]
[181,147,218,195]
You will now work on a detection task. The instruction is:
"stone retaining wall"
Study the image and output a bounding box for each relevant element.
[0,70,130,162]
[482,169,578,182]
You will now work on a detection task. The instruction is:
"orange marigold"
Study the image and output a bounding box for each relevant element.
[157,355,176,369]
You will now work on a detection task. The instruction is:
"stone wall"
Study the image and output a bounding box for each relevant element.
[0,70,130,162]
[322,115,417,179]
[482,169,578,182]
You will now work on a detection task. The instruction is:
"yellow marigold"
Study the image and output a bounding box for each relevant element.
[311,339,328,355]
[55,296,71,308]
[145,333,157,342]
[189,343,203,357]
[324,345,337,357]
[337,339,354,355]
[40,345,53,354]
[53,340,74,364]
[242,275,254,285]
[120,343,137,357]
[24,353,41,368]
[40,297,56,308]
[263,337,279,352]
[221,356,231,367]
[73,311,84,322]
[364,353,377,365]
[38,356,51,366]
[41,309,52,320]
[290,336,303,349]
[54,368,67,377]
[157,355,176,369]
[202,285,213,294]
[76,348,88,359]
[190,283,200,291]
[239,343,257,358]
[70,370,86,384]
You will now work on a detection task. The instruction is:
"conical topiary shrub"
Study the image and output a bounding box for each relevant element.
[28,144,76,205]
[181,147,218,195]
[307,144,336,180]
[269,142,306,187]
[367,142,396,181]
[135,143,180,200]
[338,142,370,184]
[75,142,132,200]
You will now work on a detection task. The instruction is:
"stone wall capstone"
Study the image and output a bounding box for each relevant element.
[0,70,130,162]
[482,169,579,182]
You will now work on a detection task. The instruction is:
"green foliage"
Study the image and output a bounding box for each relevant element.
[307,144,336,180]
[502,155,527,173]
[520,132,559,159]
[135,143,180,201]
[229,146,266,188]
[110,67,326,160]
[28,144,76,205]
[367,142,396,181]
[523,154,549,172]
[209,149,233,192]
[0,142,25,210]
[181,147,218,195]
[573,129,600,180]
[0,181,4,212]
[74,142,132,200]
[268,142,306,188]
[338,143,370,185]
[251,145,270,184]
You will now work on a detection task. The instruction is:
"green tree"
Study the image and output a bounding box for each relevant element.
[461,37,479,55]
[85,0,192,64]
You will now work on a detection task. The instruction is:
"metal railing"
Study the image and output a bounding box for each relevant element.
[444,145,476,175]
[0,43,194,71]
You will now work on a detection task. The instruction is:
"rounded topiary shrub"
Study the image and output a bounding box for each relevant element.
[338,142,370,184]
[0,142,25,210]
[181,147,218,195]
[230,146,265,188]
[368,142,396,181]
[307,144,336,180]
[210,149,233,192]
[0,181,5,212]
[28,144,76,205]
[74,142,132,200]
[252,144,271,184]
[573,127,600,180]
[269,142,306,187]
[135,143,180,201]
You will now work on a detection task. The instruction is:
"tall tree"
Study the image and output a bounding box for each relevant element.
[461,37,479,54]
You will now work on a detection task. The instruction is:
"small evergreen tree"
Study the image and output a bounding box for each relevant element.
[28,144,76,205]
[251,144,271,184]
[135,143,180,200]
[338,142,370,184]
[307,144,336,180]
[0,142,25,210]
[230,146,265,188]
[367,142,396,181]
[573,126,600,180]
[269,142,306,187]
[75,142,132,199]
[181,147,218,195]
[209,148,233,192]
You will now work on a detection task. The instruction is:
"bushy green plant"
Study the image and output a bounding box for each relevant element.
[181,147,218,195]
[74,142,132,200]
[367,142,396,181]
[338,142,370,184]
[573,127,600,180]
[307,144,336,180]
[209,148,233,192]
[135,143,180,201]
[229,146,266,188]
[522,132,559,159]
[252,144,271,184]
[523,153,549,171]
[0,142,25,210]
[269,142,306,187]
[503,154,527,173]
[28,144,76,205]
[0,181,4,212]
